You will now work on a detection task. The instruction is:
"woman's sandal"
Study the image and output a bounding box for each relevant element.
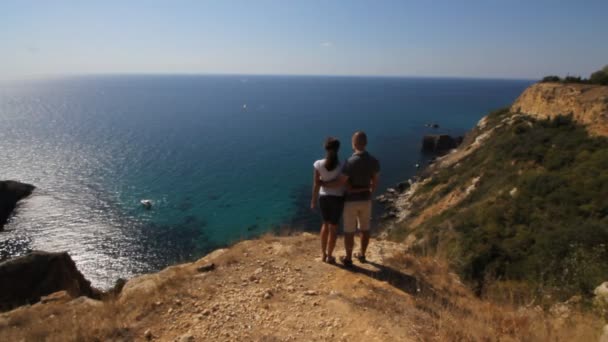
[340,256,353,267]
[326,256,336,264]
[354,252,367,263]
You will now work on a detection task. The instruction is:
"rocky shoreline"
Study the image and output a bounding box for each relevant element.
[375,132,464,223]
[376,180,412,220]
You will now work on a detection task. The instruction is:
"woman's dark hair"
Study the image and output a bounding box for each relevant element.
[324,137,340,171]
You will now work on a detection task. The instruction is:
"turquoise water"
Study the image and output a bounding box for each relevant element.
[0,75,533,287]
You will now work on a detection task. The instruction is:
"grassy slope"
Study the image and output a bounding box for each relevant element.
[392,109,608,301]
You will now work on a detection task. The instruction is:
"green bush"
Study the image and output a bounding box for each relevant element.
[540,65,608,85]
[540,75,561,83]
[563,75,585,83]
[590,65,608,85]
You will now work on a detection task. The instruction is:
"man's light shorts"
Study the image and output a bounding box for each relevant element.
[343,200,371,233]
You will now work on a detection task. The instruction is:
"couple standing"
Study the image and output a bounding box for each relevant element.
[311,131,380,266]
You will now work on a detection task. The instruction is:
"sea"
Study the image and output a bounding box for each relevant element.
[0,75,533,288]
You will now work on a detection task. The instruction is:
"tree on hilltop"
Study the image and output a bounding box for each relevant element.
[589,65,608,85]
[540,65,608,85]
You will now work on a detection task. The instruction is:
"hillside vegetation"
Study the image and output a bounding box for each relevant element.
[390,109,608,302]
[541,65,608,85]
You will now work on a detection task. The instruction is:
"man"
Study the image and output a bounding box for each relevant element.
[321,131,380,266]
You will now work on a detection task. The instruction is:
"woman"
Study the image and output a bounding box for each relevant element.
[311,137,344,264]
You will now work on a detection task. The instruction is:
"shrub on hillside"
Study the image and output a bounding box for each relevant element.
[590,65,608,85]
[540,75,561,83]
[540,65,608,85]
[563,75,585,83]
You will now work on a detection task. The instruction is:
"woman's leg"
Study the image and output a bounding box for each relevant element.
[320,223,329,261]
[327,224,338,258]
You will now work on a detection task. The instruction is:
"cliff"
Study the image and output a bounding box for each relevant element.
[511,82,608,136]
[0,251,101,311]
[383,83,608,302]
[0,234,602,341]
[0,181,35,230]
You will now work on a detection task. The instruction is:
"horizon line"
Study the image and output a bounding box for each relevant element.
[1,72,538,83]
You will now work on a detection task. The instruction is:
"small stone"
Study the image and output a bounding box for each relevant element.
[175,299,182,306]
[144,329,153,340]
[40,291,70,304]
[264,291,273,299]
[254,267,263,275]
[178,333,195,342]
[304,290,318,296]
[168,308,174,314]
[197,263,215,273]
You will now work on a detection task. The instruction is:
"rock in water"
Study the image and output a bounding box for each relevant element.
[397,182,410,192]
[0,180,35,230]
[0,251,101,311]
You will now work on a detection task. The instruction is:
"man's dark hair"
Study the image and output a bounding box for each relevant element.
[353,131,367,149]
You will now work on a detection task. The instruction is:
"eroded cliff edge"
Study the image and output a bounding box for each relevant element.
[511,82,608,136]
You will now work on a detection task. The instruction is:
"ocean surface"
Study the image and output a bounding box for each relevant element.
[0,75,533,288]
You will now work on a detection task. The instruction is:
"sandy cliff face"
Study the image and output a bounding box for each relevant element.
[511,82,608,136]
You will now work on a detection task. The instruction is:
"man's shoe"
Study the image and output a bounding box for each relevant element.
[354,252,366,263]
[340,256,353,267]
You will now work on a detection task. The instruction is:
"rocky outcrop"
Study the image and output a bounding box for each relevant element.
[421,134,463,154]
[0,251,101,311]
[0,180,35,230]
[511,82,608,136]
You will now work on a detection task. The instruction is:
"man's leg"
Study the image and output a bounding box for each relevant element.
[344,232,355,261]
[360,230,370,257]
[342,201,356,264]
[358,201,372,260]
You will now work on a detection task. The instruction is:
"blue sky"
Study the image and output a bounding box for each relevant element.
[2,1,607,79]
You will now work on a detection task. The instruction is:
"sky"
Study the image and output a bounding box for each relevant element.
[1,0,607,80]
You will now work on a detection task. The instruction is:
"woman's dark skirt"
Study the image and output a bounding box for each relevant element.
[318,195,344,225]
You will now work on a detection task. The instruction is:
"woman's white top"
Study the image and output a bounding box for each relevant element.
[313,159,345,197]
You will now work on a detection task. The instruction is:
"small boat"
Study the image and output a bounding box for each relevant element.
[140,199,153,209]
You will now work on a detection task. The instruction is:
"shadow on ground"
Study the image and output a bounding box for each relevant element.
[338,260,422,296]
